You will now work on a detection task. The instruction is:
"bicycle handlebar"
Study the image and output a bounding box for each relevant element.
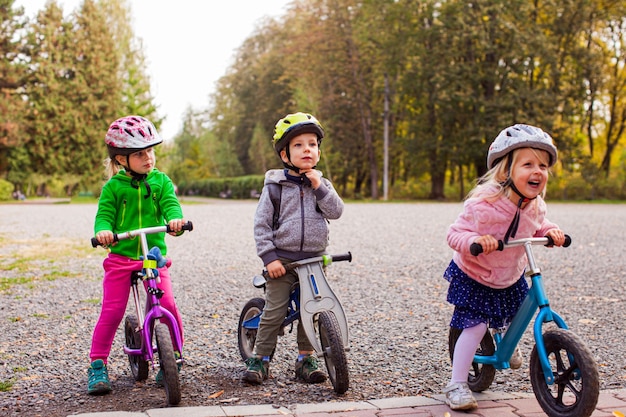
[91,221,193,248]
[262,252,352,278]
[284,252,353,271]
[470,234,571,256]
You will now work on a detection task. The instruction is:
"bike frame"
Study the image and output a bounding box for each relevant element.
[93,225,185,365]
[473,237,568,385]
[242,253,350,355]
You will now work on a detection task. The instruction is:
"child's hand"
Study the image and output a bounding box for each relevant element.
[474,234,499,254]
[168,219,184,236]
[300,169,322,190]
[266,259,286,279]
[96,230,115,247]
[545,229,566,247]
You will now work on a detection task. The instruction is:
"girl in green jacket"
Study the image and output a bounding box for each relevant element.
[87,116,185,395]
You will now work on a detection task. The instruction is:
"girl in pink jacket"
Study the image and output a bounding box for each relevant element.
[443,124,566,411]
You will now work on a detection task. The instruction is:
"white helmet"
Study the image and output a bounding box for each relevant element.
[105,116,162,158]
[487,124,557,169]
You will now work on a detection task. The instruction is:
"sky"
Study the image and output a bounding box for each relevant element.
[15,0,292,140]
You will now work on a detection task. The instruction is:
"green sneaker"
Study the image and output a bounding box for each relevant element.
[155,351,181,386]
[243,357,269,384]
[87,359,112,395]
[295,355,326,383]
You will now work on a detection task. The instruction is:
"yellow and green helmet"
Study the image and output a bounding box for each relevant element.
[272,112,324,155]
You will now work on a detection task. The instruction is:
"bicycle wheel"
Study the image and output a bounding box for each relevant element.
[124,315,149,381]
[529,329,599,417]
[155,323,181,405]
[448,327,496,392]
[317,311,349,394]
[238,297,265,361]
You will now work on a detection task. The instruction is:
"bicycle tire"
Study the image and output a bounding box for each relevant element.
[124,315,149,381]
[155,323,181,405]
[529,329,599,417]
[448,327,496,392]
[237,297,265,361]
[318,311,349,394]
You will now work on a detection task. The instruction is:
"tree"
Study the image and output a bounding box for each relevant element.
[0,0,28,182]
[100,0,161,126]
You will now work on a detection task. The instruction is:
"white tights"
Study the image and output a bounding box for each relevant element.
[450,322,488,384]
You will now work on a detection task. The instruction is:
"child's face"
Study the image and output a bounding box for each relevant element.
[281,132,320,170]
[117,147,156,175]
[509,147,550,201]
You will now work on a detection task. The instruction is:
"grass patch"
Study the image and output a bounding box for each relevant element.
[0,236,91,292]
[0,379,15,392]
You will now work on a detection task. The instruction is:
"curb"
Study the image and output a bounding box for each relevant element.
[68,389,626,417]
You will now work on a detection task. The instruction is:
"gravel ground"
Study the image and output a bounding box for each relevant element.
[0,200,624,417]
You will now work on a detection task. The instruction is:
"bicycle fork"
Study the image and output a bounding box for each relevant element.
[124,274,184,362]
[295,262,349,354]
[485,272,570,385]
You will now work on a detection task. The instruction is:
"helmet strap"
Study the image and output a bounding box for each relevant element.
[280,146,318,174]
[500,179,535,243]
[125,156,151,199]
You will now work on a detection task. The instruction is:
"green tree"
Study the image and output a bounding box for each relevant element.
[209,17,293,175]
[0,0,28,183]
[100,0,161,126]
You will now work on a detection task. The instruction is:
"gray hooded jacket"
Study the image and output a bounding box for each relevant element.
[254,169,344,266]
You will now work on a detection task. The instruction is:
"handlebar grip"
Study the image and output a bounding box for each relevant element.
[564,234,571,247]
[470,241,504,256]
[545,234,572,247]
[166,221,193,233]
[91,233,119,248]
[332,252,352,263]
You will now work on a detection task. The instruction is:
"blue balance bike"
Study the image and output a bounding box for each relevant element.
[449,235,599,417]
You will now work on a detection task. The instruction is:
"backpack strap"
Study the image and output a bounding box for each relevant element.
[266,183,281,231]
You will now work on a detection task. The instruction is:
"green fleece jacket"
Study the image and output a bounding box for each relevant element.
[94,168,183,260]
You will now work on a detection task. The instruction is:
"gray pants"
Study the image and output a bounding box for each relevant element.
[253,266,314,357]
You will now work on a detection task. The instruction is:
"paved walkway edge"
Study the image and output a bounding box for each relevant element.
[69,388,626,417]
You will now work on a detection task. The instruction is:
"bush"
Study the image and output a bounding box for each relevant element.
[0,179,13,201]
[177,175,265,199]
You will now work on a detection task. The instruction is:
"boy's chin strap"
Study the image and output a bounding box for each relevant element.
[281,160,317,175]
[284,168,313,187]
[501,179,536,243]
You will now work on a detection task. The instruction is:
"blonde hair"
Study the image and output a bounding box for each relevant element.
[467,147,550,202]
[103,157,123,180]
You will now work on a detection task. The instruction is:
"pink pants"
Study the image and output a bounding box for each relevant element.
[89,253,184,363]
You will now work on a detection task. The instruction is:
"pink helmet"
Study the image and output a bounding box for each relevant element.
[105,116,163,157]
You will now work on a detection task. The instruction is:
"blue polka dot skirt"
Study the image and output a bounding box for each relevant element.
[443,260,528,329]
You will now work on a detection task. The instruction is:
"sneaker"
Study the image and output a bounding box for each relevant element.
[509,346,523,369]
[443,382,478,411]
[87,359,112,395]
[295,355,326,383]
[155,351,181,386]
[243,357,269,384]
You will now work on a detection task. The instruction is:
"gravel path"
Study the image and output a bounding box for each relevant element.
[0,200,624,417]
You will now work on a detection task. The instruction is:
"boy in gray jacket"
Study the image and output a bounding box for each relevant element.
[244,112,344,385]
